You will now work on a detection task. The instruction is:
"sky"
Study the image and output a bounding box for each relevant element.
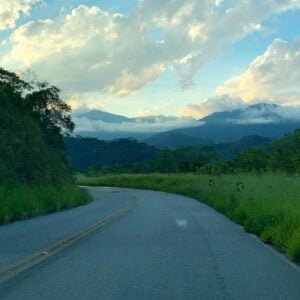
[0,0,300,119]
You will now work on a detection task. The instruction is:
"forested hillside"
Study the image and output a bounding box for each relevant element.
[65,136,157,171]
[0,68,89,223]
[69,129,300,175]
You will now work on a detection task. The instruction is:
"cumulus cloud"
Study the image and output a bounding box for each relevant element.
[179,36,300,120]
[73,115,199,133]
[0,0,39,31]
[2,5,167,95]
[217,37,300,103]
[2,0,300,95]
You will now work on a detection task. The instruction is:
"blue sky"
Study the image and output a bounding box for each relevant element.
[0,0,299,118]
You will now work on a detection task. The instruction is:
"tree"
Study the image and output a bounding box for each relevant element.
[175,145,219,172]
[155,149,178,173]
[269,129,300,174]
[1,68,74,135]
[0,68,75,182]
[234,148,268,173]
[0,68,32,95]
[26,84,74,134]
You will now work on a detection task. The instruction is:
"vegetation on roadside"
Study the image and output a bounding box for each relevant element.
[77,173,300,262]
[74,124,300,262]
[0,68,90,224]
[0,184,90,224]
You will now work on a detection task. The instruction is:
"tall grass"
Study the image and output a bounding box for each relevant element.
[77,173,300,262]
[0,183,91,224]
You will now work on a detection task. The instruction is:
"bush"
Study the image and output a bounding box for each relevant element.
[0,184,91,224]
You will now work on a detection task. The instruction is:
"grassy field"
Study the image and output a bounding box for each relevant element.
[77,173,300,262]
[0,183,91,224]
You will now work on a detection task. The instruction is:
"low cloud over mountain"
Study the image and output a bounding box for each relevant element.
[73,103,300,143]
[200,103,300,125]
[73,109,199,134]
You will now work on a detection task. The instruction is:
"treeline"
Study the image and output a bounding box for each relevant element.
[213,129,300,174]
[0,68,89,223]
[77,130,300,175]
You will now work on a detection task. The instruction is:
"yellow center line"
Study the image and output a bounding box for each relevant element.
[0,195,143,285]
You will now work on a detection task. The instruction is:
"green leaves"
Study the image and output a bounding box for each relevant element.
[0,68,32,96]
[0,67,74,184]
[269,129,300,174]
[26,84,74,134]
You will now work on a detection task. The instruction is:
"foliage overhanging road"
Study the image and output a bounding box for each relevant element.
[0,187,300,299]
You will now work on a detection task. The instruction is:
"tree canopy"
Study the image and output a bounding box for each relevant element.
[0,68,74,183]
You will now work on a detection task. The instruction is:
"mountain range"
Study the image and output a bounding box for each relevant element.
[200,103,282,124]
[74,110,194,140]
[73,103,300,148]
[77,110,181,124]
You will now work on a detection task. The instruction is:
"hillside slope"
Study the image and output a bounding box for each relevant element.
[65,136,157,171]
[148,122,300,144]
[214,135,272,160]
[143,132,212,149]
[0,68,89,224]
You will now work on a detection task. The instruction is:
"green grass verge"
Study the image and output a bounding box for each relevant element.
[77,173,300,262]
[0,183,91,224]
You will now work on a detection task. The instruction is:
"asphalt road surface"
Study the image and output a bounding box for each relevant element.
[0,187,299,299]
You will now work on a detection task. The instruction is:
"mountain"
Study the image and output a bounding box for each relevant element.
[134,115,179,124]
[143,132,212,149]
[144,103,300,146]
[73,130,154,141]
[76,110,183,124]
[76,110,131,123]
[158,122,300,144]
[73,109,198,140]
[199,103,282,124]
[74,110,158,140]
[229,135,272,151]
[75,104,300,145]
[214,135,272,160]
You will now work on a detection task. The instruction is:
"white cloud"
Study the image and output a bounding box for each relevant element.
[217,37,300,103]
[2,0,300,96]
[275,105,300,121]
[233,104,300,124]
[0,0,39,31]
[73,115,198,133]
[2,5,166,95]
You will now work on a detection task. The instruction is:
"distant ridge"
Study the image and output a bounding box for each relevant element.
[214,135,272,160]
[77,110,130,123]
[199,103,281,124]
[74,109,197,140]
[143,132,212,149]
[74,104,300,145]
[143,103,300,146]
[77,110,182,124]
[154,122,300,144]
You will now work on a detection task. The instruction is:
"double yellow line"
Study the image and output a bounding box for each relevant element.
[0,195,143,284]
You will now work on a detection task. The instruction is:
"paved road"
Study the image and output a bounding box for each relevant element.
[0,187,300,299]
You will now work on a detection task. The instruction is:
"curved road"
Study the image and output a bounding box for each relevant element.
[0,187,300,299]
